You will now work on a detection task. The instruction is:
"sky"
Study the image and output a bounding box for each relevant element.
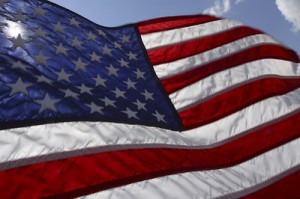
[48,0,300,55]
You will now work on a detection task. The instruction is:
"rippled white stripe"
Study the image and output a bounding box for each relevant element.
[81,137,300,199]
[1,88,300,165]
[141,19,242,50]
[169,59,300,111]
[154,34,279,79]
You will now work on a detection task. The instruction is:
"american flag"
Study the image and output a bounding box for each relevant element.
[0,0,300,198]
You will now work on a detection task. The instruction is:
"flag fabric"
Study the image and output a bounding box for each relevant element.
[0,0,300,198]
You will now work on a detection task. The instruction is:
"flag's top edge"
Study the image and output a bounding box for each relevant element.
[43,0,300,57]
[44,0,219,30]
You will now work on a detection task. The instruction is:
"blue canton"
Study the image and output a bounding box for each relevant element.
[0,0,182,130]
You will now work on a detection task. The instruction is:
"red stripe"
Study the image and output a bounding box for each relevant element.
[180,78,300,129]
[241,168,300,199]
[1,110,300,198]
[161,45,300,94]
[148,26,262,65]
[138,15,219,34]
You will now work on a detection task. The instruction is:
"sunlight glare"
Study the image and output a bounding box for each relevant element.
[5,21,25,38]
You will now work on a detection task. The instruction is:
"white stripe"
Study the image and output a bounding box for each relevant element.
[169,59,300,111]
[1,88,300,166]
[141,19,242,50]
[80,137,300,199]
[154,34,280,79]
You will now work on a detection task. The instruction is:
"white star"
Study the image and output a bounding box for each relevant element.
[35,51,50,66]
[106,64,119,76]
[35,27,47,38]
[113,41,122,49]
[101,97,116,108]
[34,6,47,17]
[102,45,113,56]
[64,88,78,98]
[86,102,103,114]
[133,99,147,111]
[69,17,80,27]
[72,36,83,48]
[111,88,126,98]
[152,111,166,122]
[127,51,138,60]
[89,52,101,63]
[123,78,137,89]
[53,21,65,33]
[118,58,129,68]
[7,78,31,96]
[97,29,107,37]
[86,31,96,41]
[10,34,26,49]
[12,61,28,70]
[122,108,139,119]
[93,75,107,87]
[37,76,53,84]
[134,69,145,79]
[77,84,93,95]
[72,58,88,71]
[121,34,130,43]
[36,93,59,113]
[54,43,68,56]
[142,90,154,101]
[13,13,28,23]
[56,68,71,81]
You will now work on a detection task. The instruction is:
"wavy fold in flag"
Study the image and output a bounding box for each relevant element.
[0,0,300,198]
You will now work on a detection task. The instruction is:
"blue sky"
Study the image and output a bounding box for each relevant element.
[48,0,300,55]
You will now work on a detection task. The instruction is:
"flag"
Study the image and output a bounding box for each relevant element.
[0,0,300,198]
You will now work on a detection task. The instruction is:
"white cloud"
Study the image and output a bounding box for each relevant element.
[203,0,244,16]
[276,0,300,32]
